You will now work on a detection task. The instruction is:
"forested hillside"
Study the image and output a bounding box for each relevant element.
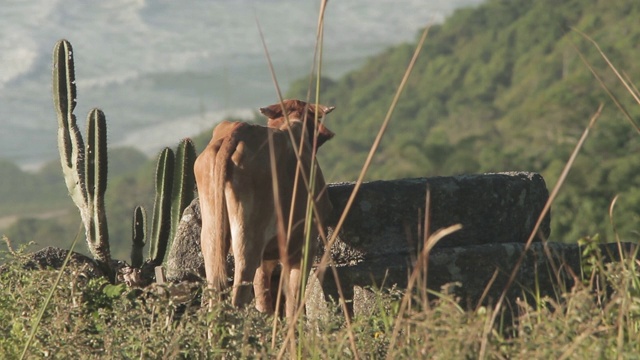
[288,0,640,243]
[2,0,639,260]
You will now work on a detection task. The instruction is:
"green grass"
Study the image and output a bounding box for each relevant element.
[1,246,638,359]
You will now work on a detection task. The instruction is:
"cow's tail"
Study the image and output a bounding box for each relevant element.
[209,137,235,292]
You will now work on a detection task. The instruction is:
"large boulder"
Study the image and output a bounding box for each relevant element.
[321,171,549,263]
[165,172,550,282]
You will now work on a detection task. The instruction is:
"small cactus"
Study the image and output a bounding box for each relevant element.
[148,147,175,265]
[53,39,113,279]
[130,139,196,276]
[130,206,147,268]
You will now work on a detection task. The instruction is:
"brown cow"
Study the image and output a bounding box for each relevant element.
[194,99,335,317]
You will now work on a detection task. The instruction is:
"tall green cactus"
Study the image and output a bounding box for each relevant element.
[53,39,113,279]
[168,138,196,251]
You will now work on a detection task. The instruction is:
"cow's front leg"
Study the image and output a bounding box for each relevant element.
[286,263,303,318]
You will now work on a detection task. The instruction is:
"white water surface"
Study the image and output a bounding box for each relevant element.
[0,0,484,170]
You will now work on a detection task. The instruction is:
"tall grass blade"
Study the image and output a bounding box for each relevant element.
[254,18,301,356]
[609,195,622,244]
[571,42,640,135]
[314,24,431,282]
[623,71,640,100]
[385,223,461,358]
[479,103,603,359]
[256,4,359,358]
[283,21,431,360]
[284,22,431,359]
[573,28,640,106]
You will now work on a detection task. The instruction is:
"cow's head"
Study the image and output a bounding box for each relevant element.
[260,99,335,147]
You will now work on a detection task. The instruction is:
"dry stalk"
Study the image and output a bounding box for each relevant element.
[478,103,603,359]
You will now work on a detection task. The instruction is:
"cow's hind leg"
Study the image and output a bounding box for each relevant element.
[228,223,265,309]
[254,259,278,313]
[230,243,261,308]
[227,188,267,309]
[285,242,317,318]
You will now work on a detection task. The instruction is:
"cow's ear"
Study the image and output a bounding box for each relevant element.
[259,103,283,119]
[310,104,335,117]
[321,105,335,115]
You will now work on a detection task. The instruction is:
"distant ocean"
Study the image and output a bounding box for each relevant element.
[0,0,483,170]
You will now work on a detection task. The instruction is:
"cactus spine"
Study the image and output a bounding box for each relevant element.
[53,39,113,278]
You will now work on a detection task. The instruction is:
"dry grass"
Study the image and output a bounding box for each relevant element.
[1,249,639,359]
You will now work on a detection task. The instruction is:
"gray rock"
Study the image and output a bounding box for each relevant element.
[165,172,550,282]
[307,241,640,319]
[322,171,550,263]
[165,198,206,282]
[0,246,113,279]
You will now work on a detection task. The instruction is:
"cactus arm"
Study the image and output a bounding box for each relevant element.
[53,40,87,209]
[85,109,109,203]
[166,138,196,252]
[148,147,175,265]
[131,206,147,268]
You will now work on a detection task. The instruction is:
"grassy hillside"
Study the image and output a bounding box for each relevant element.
[288,0,640,244]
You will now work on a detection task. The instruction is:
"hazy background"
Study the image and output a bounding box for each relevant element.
[0,0,484,170]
